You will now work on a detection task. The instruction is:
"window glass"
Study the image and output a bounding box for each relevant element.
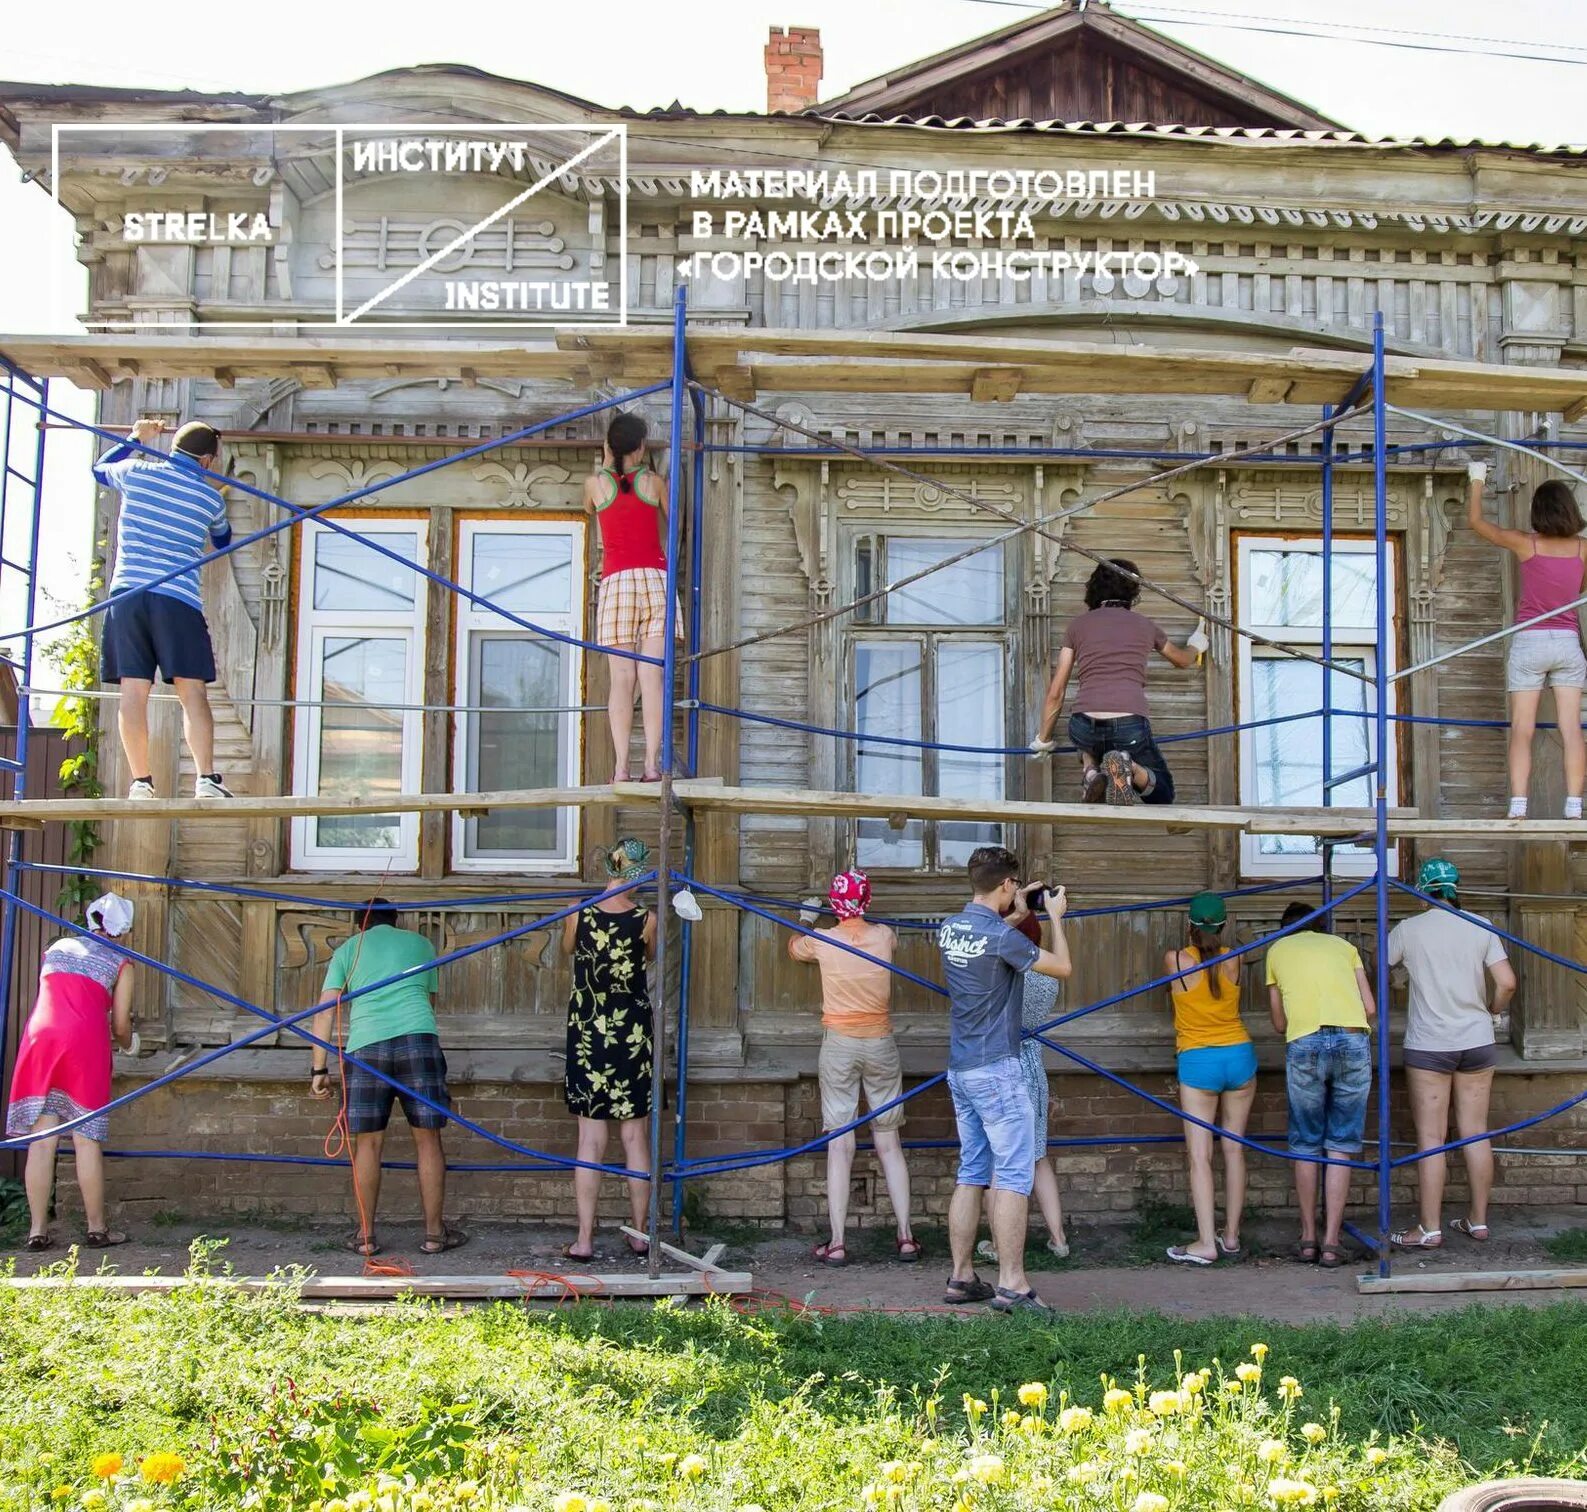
[313,635,407,851]
[936,641,1005,867]
[886,539,1003,625]
[469,531,573,615]
[313,531,419,613]
[855,641,924,869]
[464,635,564,857]
[1247,549,1377,632]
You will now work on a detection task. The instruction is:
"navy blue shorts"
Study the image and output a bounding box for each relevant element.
[100,591,216,685]
[1068,713,1176,805]
[344,1033,450,1135]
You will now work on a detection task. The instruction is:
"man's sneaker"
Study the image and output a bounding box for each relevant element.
[1100,750,1140,805]
[194,775,234,799]
[127,779,156,801]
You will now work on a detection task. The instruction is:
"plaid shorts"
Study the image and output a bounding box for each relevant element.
[595,568,682,651]
[344,1033,450,1135]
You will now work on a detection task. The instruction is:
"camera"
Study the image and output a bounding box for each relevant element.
[1026,884,1047,912]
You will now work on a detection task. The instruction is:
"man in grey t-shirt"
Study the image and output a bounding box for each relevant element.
[1387,857,1516,1251]
[937,845,1071,1313]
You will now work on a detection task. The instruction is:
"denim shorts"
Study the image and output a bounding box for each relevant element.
[1506,629,1587,693]
[1177,1041,1258,1095]
[1285,1027,1371,1155]
[1067,713,1176,805]
[947,1057,1036,1196]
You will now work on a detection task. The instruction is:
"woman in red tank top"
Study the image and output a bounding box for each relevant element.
[585,412,674,782]
[1467,465,1587,819]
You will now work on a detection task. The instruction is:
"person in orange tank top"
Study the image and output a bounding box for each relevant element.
[584,412,676,782]
[1466,462,1587,820]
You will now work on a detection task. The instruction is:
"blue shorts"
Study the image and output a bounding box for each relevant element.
[344,1033,450,1135]
[947,1057,1036,1196]
[1285,1027,1371,1155]
[1177,1041,1258,1094]
[1067,713,1175,805]
[101,590,216,685]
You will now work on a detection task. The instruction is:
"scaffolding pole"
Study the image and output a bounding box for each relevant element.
[1371,312,1394,1280]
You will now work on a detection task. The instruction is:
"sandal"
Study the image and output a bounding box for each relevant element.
[1166,1245,1215,1266]
[1450,1218,1490,1242]
[1318,1243,1349,1269]
[1101,750,1140,806]
[1081,767,1106,804]
[1391,1226,1443,1250]
[419,1228,468,1255]
[975,1238,1000,1264]
[1218,1236,1244,1260]
[894,1235,922,1264]
[24,1234,51,1252]
[944,1274,996,1305]
[989,1286,1055,1315]
[813,1241,847,1267]
[84,1230,127,1249]
[344,1232,380,1258]
[1293,1241,1319,1264]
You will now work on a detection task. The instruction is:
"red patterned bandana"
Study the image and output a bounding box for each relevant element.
[828,869,871,920]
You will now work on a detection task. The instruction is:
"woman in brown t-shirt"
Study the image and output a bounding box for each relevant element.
[1031,558,1200,805]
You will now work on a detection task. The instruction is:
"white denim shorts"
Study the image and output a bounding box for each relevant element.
[1506,629,1587,693]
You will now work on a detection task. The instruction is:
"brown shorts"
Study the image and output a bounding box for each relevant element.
[595,568,682,652]
[818,1031,905,1133]
[1402,1043,1500,1074]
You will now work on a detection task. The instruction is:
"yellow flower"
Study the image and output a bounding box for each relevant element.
[1279,1377,1303,1402]
[1031,1474,1054,1495]
[1067,1463,1100,1486]
[1258,1439,1288,1465]
[962,1395,988,1420]
[651,1453,679,1470]
[881,1461,911,1484]
[1301,1423,1327,1445]
[1182,1371,1206,1395]
[1165,1459,1189,1479]
[1125,1428,1153,1455]
[346,1494,374,1511]
[677,1454,709,1480]
[1268,1478,1319,1506]
[454,1484,480,1504]
[1133,1494,1171,1512]
[951,1501,973,1512]
[1363,1446,1388,1467]
[1104,1387,1135,1413]
[1323,1490,1340,1504]
[1017,1382,1049,1410]
[49,1490,71,1504]
[127,1502,156,1512]
[588,1502,611,1512]
[1148,1389,1184,1416]
[139,1453,186,1487]
[1001,1409,1021,1430]
[1236,1363,1263,1384]
[967,1453,1004,1485]
[90,1454,122,1481]
[1058,1406,1094,1433]
[1252,1343,1270,1362]
[1018,1414,1044,1437]
[552,1496,589,1512]
[81,1494,107,1512]
[1225,1380,1245,1397]
[862,1487,886,1508]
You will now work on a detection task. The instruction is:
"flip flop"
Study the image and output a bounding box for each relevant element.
[1450,1218,1490,1242]
[1166,1245,1215,1266]
[344,1232,380,1258]
[419,1228,468,1255]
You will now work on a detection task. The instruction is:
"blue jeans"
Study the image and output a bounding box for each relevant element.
[1285,1027,1371,1155]
[1068,713,1175,805]
[947,1057,1036,1196]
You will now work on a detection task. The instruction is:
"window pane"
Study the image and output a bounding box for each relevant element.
[886,539,1003,625]
[936,641,1004,867]
[314,636,407,850]
[313,531,419,613]
[1247,550,1376,632]
[1251,656,1370,857]
[465,635,565,857]
[470,532,573,615]
[855,641,923,868]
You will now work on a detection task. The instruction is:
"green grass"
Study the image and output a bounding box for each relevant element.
[1542,1228,1587,1262]
[1,1244,1584,1510]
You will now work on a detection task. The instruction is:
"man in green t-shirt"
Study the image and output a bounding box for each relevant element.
[308,900,466,1258]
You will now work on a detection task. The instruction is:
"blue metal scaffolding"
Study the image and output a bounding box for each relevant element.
[1,291,1584,1284]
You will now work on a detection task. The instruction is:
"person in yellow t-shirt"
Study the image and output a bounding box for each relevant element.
[1265,902,1376,1270]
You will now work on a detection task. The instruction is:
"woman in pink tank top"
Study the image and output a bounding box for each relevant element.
[1467,467,1587,819]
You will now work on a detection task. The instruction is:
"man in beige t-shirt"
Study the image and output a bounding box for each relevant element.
[788,869,918,1266]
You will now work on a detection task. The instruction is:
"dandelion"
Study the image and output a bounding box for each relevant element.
[1236,1362,1263,1384]
[1257,1439,1287,1465]
[1278,1377,1303,1402]
[1252,1343,1270,1362]
[1017,1382,1049,1410]
[1133,1494,1171,1512]
[677,1454,709,1481]
[1124,1428,1153,1455]
[1267,1478,1319,1506]
[1363,1447,1388,1467]
[967,1453,1004,1485]
[139,1453,186,1487]
[1104,1387,1135,1413]
[1058,1406,1094,1433]
[1301,1423,1327,1445]
[552,1496,588,1512]
[89,1455,122,1481]
[1148,1389,1185,1416]
[1067,1463,1100,1486]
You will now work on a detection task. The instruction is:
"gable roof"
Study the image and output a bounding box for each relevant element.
[818,0,1344,130]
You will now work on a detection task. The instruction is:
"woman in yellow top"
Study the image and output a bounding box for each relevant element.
[1163,892,1257,1266]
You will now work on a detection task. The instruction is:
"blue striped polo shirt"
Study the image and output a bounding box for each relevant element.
[94,444,232,611]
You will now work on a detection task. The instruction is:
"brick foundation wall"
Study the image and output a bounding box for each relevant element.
[74,1068,1587,1232]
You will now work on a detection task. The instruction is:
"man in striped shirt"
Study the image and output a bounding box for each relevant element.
[94,418,235,800]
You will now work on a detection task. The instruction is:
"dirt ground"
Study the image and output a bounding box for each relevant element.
[11,1206,1587,1322]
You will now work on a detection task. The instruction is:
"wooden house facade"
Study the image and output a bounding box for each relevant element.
[4,1,1587,1227]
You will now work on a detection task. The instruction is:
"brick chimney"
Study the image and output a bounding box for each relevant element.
[765,26,823,114]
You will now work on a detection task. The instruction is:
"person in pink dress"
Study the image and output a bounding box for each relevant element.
[6,893,137,1250]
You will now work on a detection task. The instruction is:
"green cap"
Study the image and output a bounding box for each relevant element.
[1417,856,1459,898]
[1188,891,1227,927]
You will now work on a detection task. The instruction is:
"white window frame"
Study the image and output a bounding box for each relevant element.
[450,518,585,873]
[1236,533,1399,880]
[291,517,429,872]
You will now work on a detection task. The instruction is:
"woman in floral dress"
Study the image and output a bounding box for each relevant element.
[561,837,657,1259]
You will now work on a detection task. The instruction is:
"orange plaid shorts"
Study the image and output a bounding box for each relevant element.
[595,568,682,651]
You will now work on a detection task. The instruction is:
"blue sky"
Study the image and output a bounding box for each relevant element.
[1,0,1584,666]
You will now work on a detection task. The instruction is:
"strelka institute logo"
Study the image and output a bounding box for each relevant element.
[939,920,990,967]
[53,121,629,332]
